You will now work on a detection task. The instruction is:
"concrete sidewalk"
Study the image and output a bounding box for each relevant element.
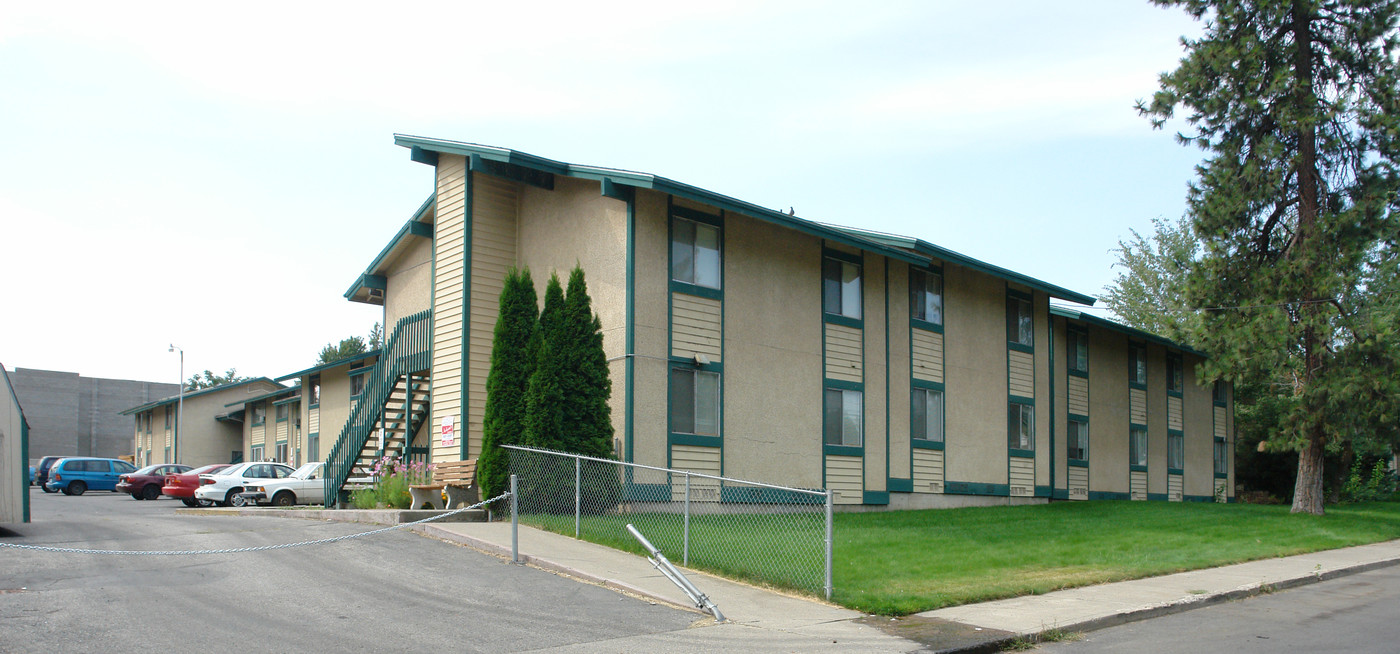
[415,519,1400,653]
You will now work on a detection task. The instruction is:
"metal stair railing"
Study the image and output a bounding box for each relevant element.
[323,309,431,505]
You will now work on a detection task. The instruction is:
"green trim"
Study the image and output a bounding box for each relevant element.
[670,205,722,226]
[1034,485,1051,498]
[1053,489,1069,500]
[1168,389,1184,398]
[624,186,635,464]
[667,197,675,471]
[910,378,944,391]
[825,378,863,392]
[945,481,1009,496]
[1089,491,1132,501]
[823,247,863,265]
[274,352,380,382]
[347,364,374,377]
[824,313,862,329]
[272,396,299,407]
[911,439,944,450]
[1184,494,1216,503]
[1066,412,1090,422]
[1130,464,1148,472]
[1068,459,1089,468]
[911,317,943,333]
[824,444,863,457]
[862,491,890,505]
[469,153,554,189]
[1008,341,1034,354]
[1006,288,1033,301]
[669,432,722,448]
[1068,368,1089,379]
[670,280,722,300]
[1051,306,1208,358]
[1168,428,1185,436]
[888,478,913,493]
[1148,492,1170,501]
[1215,472,1229,479]
[460,167,472,460]
[1168,467,1184,475]
[1130,422,1148,430]
[121,378,281,415]
[343,217,434,301]
[1009,394,1036,406]
[1129,381,1148,390]
[720,486,825,505]
[394,135,930,266]
[225,386,298,408]
[410,146,439,166]
[1009,448,1035,459]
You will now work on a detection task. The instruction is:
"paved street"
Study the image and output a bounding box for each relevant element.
[1038,564,1400,654]
[0,488,698,653]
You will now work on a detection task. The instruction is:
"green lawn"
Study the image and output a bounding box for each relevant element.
[521,500,1400,616]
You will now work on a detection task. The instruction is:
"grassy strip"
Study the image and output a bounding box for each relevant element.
[833,501,1400,615]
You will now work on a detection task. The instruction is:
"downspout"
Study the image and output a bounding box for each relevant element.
[1048,310,1056,500]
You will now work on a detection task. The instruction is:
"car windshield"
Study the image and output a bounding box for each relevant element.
[212,464,248,476]
[189,464,229,475]
[290,463,321,480]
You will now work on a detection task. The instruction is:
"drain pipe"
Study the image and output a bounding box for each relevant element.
[626,523,725,622]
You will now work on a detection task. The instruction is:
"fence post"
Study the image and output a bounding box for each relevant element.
[574,456,581,539]
[825,489,833,601]
[683,472,691,566]
[511,474,519,564]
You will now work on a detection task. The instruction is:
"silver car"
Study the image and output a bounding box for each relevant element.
[194,462,294,507]
[239,462,325,507]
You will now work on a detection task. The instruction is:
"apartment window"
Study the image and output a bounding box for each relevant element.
[251,445,264,461]
[275,442,288,463]
[275,403,288,422]
[1067,418,1088,462]
[309,375,321,406]
[1068,329,1089,374]
[1168,354,1184,393]
[822,257,862,319]
[350,373,366,397]
[307,435,319,463]
[911,388,944,443]
[1129,344,1147,386]
[252,404,266,426]
[1130,427,1148,467]
[671,216,721,289]
[1006,294,1033,347]
[1168,432,1184,470]
[1213,381,1227,405]
[164,405,172,429]
[669,368,720,436]
[1214,440,1228,476]
[1008,402,1034,450]
[910,269,943,326]
[145,412,152,433]
[824,388,863,447]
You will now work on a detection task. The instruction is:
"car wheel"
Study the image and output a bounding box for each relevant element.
[132,492,145,500]
[196,498,215,508]
[272,491,295,507]
[226,489,245,507]
[69,481,87,496]
[181,498,198,507]
[142,485,161,501]
[42,485,55,493]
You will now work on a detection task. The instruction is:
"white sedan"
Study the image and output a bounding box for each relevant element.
[239,462,325,507]
[194,462,295,507]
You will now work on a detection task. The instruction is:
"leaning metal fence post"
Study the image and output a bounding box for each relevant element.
[825,489,833,601]
[683,471,691,566]
[511,473,519,564]
[574,456,581,539]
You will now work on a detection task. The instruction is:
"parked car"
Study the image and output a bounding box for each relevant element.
[237,462,325,507]
[194,462,294,507]
[163,464,233,507]
[34,456,63,492]
[116,463,191,500]
[29,465,36,485]
[45,457,138,495]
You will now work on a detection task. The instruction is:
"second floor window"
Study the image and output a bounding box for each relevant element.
[1130,344,1147,386]
[1069,329,1089,373]
[309,376,321,405]
[671,217,721,289]
[1006,294,1033,347]
[275,403,288,422]
[823,257,862,319]
[1168,355,1184,393]
[910,269,943,325]
[351,374,366,397]
[252,404,266,425]
[1130,427,1148,467]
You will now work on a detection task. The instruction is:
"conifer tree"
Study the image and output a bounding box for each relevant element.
[559,265,615,459]
[1139,0,1400,514]
[523,272,568,452]
[478,268,538,501]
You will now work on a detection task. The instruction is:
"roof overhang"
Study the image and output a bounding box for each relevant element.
[1050,306,1207,357]
[275,351,381,382]
[226,386,299,408]
[346,196,435,305]
[120,378,280,415]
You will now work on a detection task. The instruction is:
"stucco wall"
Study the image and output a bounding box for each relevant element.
[630,189,670,477]
[1183,353,1213,497]
[863,253,889,494]
[1088,326,1131,495]
[943,265,1008,485]
[888,261,912,484]
[384,233,434,333]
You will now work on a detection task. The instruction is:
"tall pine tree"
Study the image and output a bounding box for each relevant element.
[560,265,615,459]
[478,267,538,501]
[1139,0,1400,514]
[523,272,568,452]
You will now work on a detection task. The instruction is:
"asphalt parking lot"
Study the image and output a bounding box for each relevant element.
[1,488,699,653]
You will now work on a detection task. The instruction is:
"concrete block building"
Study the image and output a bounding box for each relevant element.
[10,368,176,463]
[326,136,1233,507]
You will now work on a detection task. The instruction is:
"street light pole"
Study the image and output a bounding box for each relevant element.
[169,344,184,464]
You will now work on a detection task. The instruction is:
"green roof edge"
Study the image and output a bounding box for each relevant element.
[1050,306,1207,358]
[274,351,381,382]
[120,377,281,415]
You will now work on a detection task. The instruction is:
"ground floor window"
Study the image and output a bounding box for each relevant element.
[1007,402,1034,450]
[824,388,863,447]
[251,444,265,462]
[1214,439,1227,475]
[911,388,944,443]
[1167,432,1184,471]
[308,434,319,463]
[275,442,288,463]
[1130,427,1147,467]
[1067,418,1088,462]
[669,367,720,436]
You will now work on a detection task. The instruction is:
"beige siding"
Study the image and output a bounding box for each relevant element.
[911,448,944,493]
[431,155,467,463]
[826,454,863,505]
[910,329,944,384]
[1068,466,1089,500]
[1214,405,1227,439]
[1168,473,1184,502]
[1,366,26,523]
[1168,396,1184,431]
[824,323,863,383]
[1067,376,1089,416]
[1130,470,1148,500]
[467,173,520,461]
[1008,350,1034,398]
[308,407,320,436]
[671,293,722,361]
[1009,456,1035,496]
[1129,388,1148,425]
[251,424,265,448]
[275,421,288,444]
[670,444,721,502]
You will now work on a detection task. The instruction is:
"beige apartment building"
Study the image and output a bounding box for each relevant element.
[121,378,283,467]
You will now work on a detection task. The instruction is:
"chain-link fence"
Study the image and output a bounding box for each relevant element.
[502,444,833,599]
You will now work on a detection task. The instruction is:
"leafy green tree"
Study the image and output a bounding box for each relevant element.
[317,335,368,365]
[368,322,383,350]
[1099,216,1201,345]
[479,268,539,501]
[523,273,568,452]
[1139,0,1400,514]
[185,368,250,391]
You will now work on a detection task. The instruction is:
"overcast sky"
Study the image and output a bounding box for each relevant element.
[1,1,1205,386]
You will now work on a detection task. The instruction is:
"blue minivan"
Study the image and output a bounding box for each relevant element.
[45,457,138,495]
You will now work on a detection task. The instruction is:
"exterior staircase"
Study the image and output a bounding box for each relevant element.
[324,309,431,505]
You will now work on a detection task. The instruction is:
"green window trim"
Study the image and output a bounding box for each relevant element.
[670,280,722,301]
[823,444,863,457]
[824,313,862,329]
[1215,472,1230,479]
[1008,394,1036,406]
[823,386,864,448]
[1167,352,1185,393]
[1129,381,1148,390]
[1067,413,1089,464]
[825,378,863,392]
[911,439,945,451]
[1009,449,1036,459]
[1129,342,1148,386]
[1130,464,1149,473]
[1008,401,1035,451]
[1068,459,1089,468]
[671,204,723,227]
[910,317,943,333]
[669,433,722,448]
[1168,468,1185,475]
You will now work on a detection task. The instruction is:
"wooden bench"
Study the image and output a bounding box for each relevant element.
[408,459,478,510]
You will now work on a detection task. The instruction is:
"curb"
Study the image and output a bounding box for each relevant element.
[931,555,1400,654]
[414,523,705,616]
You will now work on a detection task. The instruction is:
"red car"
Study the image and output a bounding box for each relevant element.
[117,464,192,500]
[163,464,232,507]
